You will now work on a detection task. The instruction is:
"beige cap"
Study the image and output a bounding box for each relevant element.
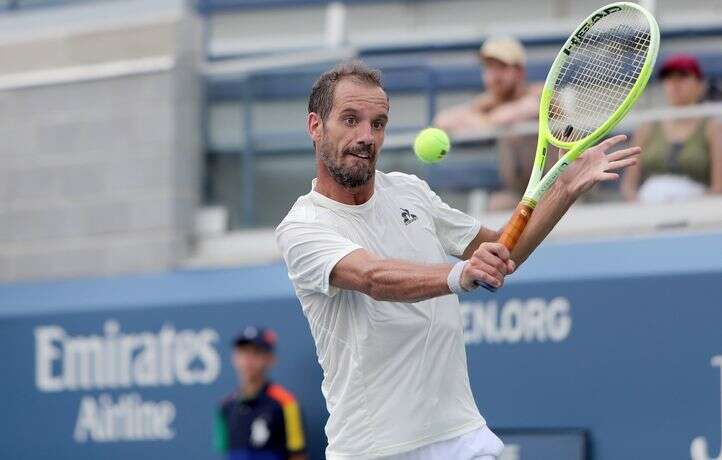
[480,36,526,67]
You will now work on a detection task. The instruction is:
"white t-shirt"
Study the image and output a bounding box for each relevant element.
[275,171,485,459]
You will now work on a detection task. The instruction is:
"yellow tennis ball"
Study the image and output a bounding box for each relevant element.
[414,128,450,164]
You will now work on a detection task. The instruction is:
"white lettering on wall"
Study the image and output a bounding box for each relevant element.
[690,355,722,460]
[461,297,572,344]
[74,393,176,443]
[34,320,221,392]
[35,326,65,392]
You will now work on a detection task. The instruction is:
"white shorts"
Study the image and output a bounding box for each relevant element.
[384,425,505,460]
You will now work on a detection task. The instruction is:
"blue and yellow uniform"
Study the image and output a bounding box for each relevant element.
[214,382,305,460]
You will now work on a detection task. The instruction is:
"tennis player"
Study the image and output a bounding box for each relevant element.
[276,60,640,459]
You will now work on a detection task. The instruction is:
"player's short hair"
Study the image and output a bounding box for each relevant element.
[308,60,385,121]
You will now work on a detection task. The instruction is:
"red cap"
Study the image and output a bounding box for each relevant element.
[659,54,703,79]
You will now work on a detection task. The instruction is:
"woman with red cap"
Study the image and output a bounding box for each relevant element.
[622,54,722,202]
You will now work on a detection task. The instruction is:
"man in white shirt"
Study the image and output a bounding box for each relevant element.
[275,61,640,460]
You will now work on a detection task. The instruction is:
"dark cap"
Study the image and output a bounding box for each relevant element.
[659,54,703,80]
[233,326,277,353]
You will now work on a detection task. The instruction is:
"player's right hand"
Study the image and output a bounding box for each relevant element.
[461,243,515,290]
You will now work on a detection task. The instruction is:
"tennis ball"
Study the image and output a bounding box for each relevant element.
[414,128,450,164]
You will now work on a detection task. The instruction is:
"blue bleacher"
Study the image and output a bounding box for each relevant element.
[193,1,722,223]
[207,46,722,224]
[207,49,722,142]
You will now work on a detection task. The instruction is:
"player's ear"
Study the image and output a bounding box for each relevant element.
[308,112,323,144]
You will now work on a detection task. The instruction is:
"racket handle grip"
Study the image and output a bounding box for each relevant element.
[471,202,532,294]
[474,281,497,292]
[499,202,534,251]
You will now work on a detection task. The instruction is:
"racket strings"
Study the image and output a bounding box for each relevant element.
[551,23,649,139]
[557,20,648,114]
[552,28,647,137]
[549,7,651,143]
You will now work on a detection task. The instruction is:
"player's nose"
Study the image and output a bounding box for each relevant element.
[356,122,375,145]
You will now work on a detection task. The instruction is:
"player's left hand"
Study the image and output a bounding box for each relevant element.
[558,134,641,197]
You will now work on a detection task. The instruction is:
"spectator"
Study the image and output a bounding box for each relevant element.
[622,54,722,202]
[433,36,543,210]
[214,327,307,460]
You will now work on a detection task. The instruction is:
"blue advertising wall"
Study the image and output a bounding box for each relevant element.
[1,232,721,460]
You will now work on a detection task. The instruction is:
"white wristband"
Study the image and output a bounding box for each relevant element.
[447,260,472,295]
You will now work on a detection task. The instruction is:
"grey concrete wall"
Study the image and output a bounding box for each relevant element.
[0,0,202,282]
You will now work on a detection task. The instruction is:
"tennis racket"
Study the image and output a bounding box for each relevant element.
[480,1,660,292]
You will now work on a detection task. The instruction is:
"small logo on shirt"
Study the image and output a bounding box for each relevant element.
[400,208,418,225]
[250,417,270,447]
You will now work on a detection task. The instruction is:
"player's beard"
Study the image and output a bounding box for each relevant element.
[318,136,376,189]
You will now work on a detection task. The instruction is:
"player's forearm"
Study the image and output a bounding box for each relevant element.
[331,250,454,302]
[510,181,575,266]
[363,259,453,303]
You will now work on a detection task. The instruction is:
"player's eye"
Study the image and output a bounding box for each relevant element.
[343,116,357,127]
[372,120,386,130]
